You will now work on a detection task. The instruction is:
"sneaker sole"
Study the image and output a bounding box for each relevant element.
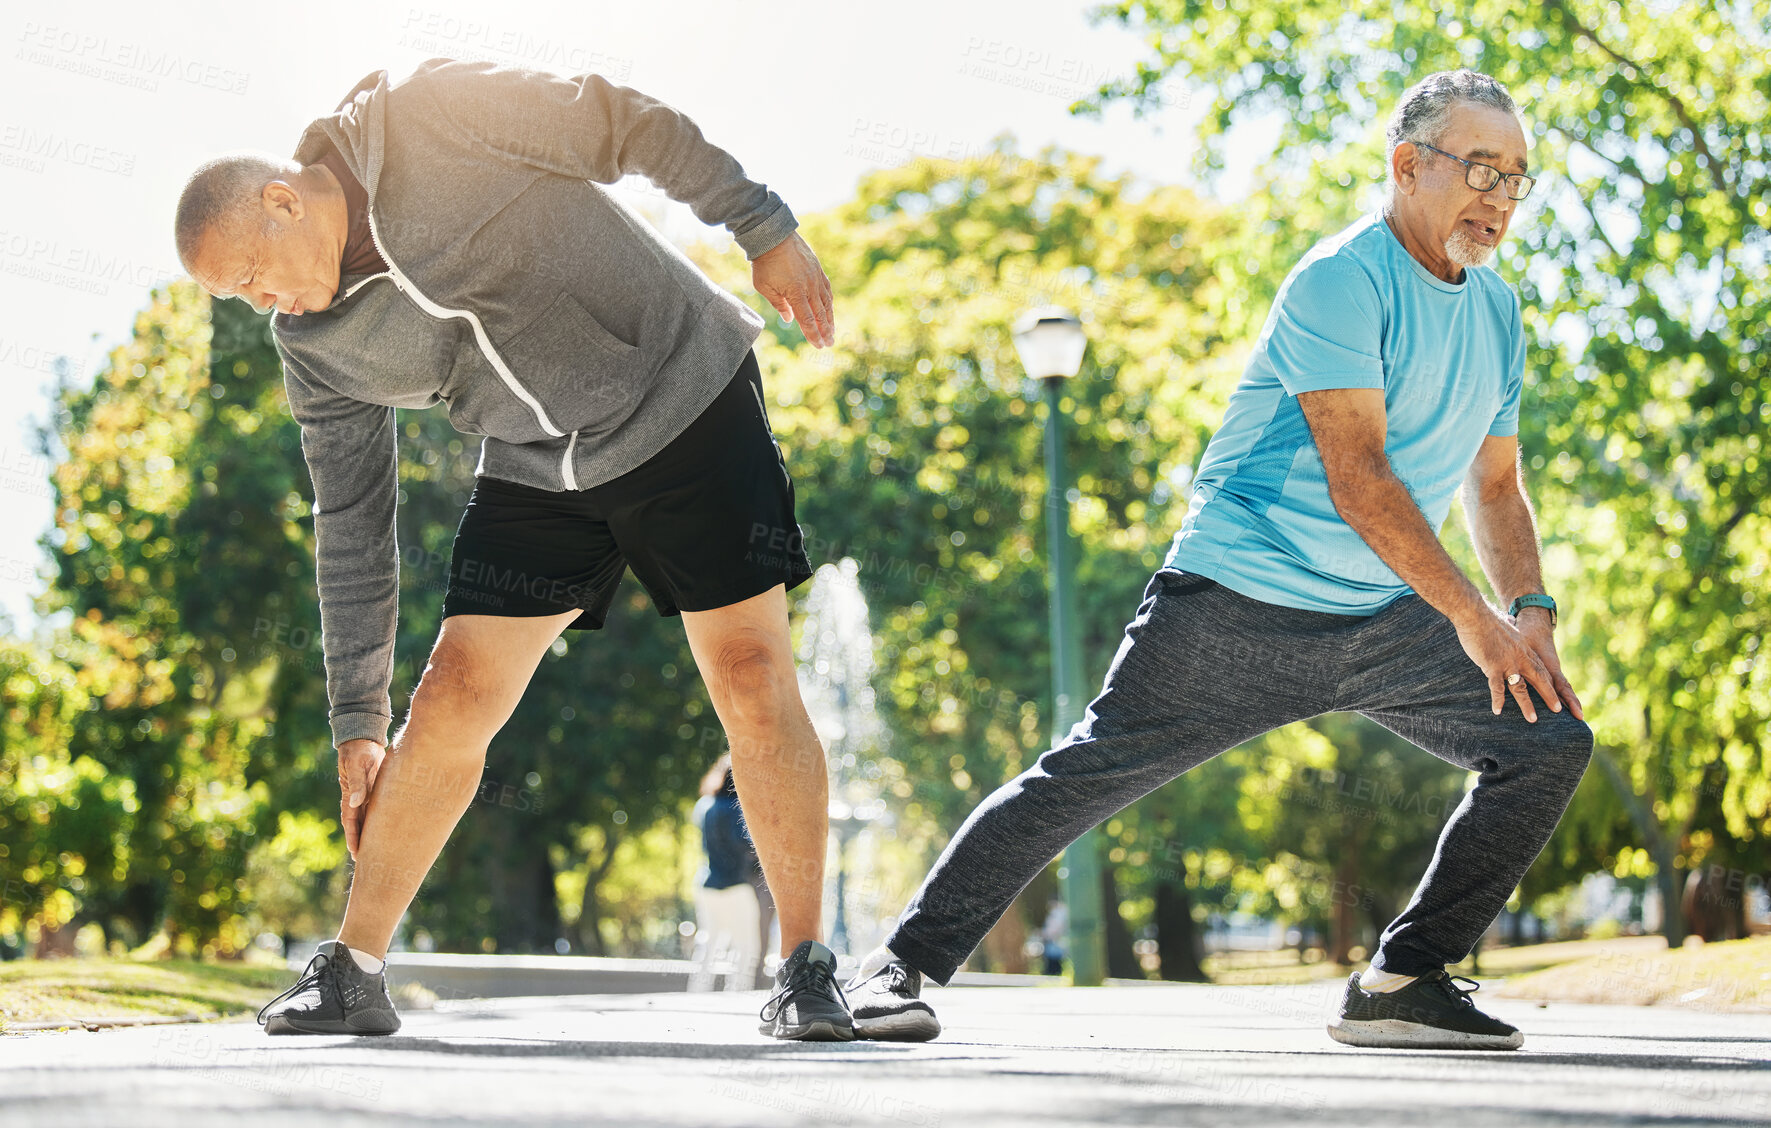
[1327,1017,1522,1050]
[264,1014,401,1036]
[854,1011,941,1042]
[759,1019,856,1042]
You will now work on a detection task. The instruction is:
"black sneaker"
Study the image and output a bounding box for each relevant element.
[846,959,940,1042]
[757,940,854,1041]
[1328,969,1522,1050]
[257,940,401,1036]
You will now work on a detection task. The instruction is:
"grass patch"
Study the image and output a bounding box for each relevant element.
[1201,948,1351,986]
[1462,934,1672,977]
[0,958,291,1031]
[1494,934,1771,1011]
[1195,935,1669,987]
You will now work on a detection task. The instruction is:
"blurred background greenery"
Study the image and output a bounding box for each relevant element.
[2,1,1765,978]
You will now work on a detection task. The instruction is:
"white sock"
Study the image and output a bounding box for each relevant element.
[1359,966,1417,994]
[854,944,900,980]
[346,946,385,975]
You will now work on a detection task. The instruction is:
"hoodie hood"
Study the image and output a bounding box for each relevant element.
[292,67,389,199]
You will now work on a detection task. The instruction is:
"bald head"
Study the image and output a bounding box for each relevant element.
[174,150,298,270]
[174,149,348,317]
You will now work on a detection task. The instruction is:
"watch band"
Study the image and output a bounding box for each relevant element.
[1508,592,1557,627]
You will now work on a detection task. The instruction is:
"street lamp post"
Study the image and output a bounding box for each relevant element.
[1012,307,1105,987]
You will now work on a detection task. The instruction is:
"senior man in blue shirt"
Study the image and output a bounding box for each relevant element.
[847,69,1593,1051]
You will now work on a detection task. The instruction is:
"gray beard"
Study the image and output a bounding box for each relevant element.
[1444,228,1496,269]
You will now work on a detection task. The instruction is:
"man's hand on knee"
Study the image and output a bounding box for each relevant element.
[338,738,387,857]
[1513,611,1583,720]
[1452,608,1559,722]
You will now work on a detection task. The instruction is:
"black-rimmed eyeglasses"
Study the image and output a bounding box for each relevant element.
[1414,142,1537,201]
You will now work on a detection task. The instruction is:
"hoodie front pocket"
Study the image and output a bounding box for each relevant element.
[494,291,648,436]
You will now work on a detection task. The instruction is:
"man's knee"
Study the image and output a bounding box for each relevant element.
[1542,713,1595,781]
[708,635,794,729]
[407,635,492,733]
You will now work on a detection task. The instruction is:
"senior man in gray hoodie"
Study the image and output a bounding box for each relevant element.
[175,58,849,1040]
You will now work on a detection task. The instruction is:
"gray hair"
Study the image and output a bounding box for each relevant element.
[1385,70,1521,191]
[173,149,300,269]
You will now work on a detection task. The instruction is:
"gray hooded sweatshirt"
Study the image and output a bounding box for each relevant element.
[269,58,799,749]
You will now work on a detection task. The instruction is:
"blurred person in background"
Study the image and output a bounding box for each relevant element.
[1039,899,1067,977]
[690,756,763,992]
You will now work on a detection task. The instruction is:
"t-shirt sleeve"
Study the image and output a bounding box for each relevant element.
[1263,257,1387,396]
[1489,291,1525,437]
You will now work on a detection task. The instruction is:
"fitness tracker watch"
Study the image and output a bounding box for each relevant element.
[1507,592,1557,627]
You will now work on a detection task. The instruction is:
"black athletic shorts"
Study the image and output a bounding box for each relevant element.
[441,351,814,629]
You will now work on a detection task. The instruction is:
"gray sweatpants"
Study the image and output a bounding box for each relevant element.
[888,570,1594,983]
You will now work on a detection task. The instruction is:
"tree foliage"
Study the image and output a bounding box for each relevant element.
[12,5,1766,956]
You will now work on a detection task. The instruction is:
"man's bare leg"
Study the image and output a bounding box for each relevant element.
[336,610,579,958]
[682,584,827,958]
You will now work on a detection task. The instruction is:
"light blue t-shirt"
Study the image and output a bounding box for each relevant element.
[1165,213,1524,615]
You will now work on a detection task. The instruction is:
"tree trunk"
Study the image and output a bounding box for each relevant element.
[981,893,1031,974]
[576,882,607,955]
[1154,881,1208,982]
[33,920,79,958]
[487,822,561,953]
[1593,748,1687,946]
[1656,858,1687,946]
[530,851,561,951]
[1365,890,1402,966]
[1683,866,1748,943]
[1102,866,1143,980]
[1364,891,1397,947]
[1683,763,1751,943]
[574,830,619,956]
[1729,881,1750,940]
[1330,855,1359,966]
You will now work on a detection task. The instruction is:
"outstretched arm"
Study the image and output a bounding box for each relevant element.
[411,60,834,344]
[279,344,400,854]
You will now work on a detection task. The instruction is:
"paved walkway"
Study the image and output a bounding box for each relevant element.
[5,981,1768,1126]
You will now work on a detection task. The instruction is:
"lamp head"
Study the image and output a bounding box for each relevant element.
[1012,306,1087,380]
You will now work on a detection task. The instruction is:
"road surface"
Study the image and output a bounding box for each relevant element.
[5,980,1767,1126]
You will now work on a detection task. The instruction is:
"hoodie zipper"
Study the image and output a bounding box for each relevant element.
[342,274,385,300]
[362,209,582,490]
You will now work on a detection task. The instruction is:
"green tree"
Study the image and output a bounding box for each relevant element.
[40,283,320,953]
[0,637,136,955]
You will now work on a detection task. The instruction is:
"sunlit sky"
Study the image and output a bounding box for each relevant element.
[0,0,1279,630]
